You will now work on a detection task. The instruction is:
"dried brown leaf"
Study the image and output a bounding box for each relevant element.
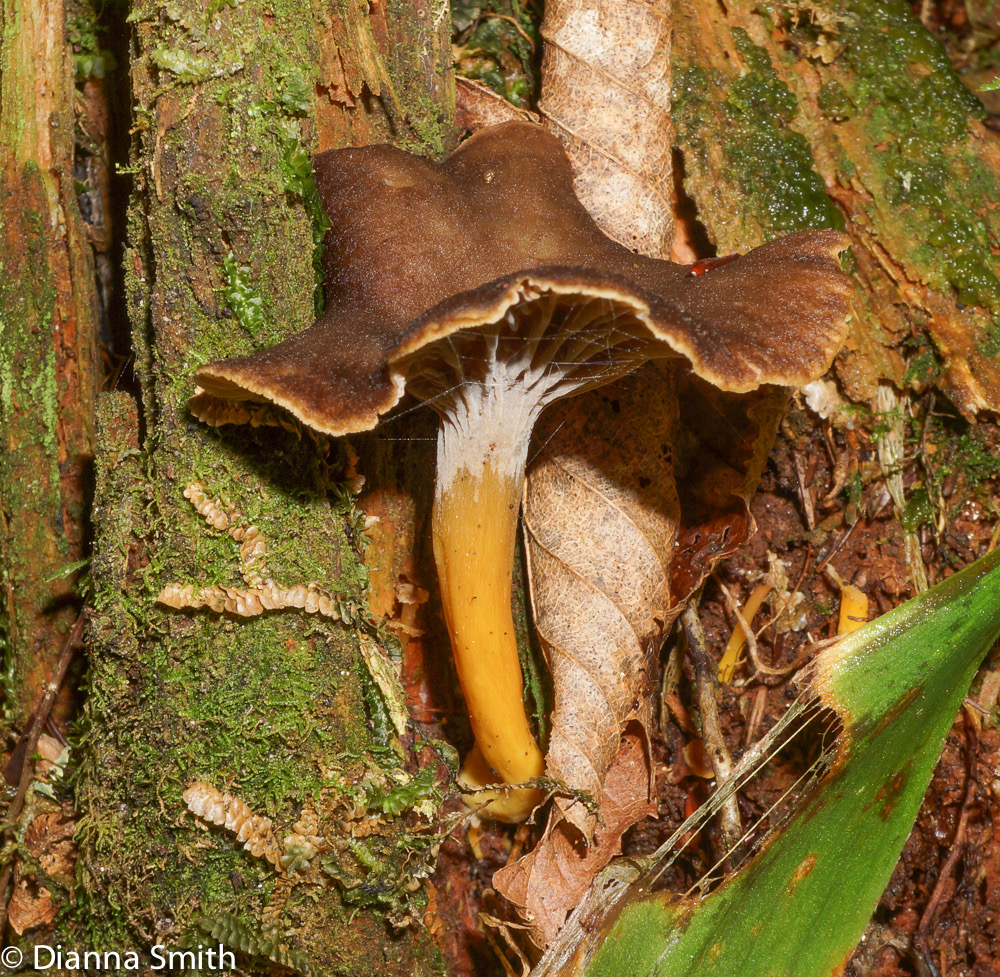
[23,810,77,879]
[7,878,55,936]
[455,77,537,133]
[493,730,655,947]
[525,363,680,836]
[539,0,673,253]
[516,366,779,942]
[524,371,781,829]
[671,376,787,600]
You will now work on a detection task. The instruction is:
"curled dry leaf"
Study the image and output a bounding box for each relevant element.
[7,806,78,936]
[524,362,680,834]
[7,879,55,936]
[539,0,672,254]
[492,729,655,948]
[455,76,537,133]
[499,364,782,943]
[23,809,77,879]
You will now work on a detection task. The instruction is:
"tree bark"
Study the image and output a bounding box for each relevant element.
[671,0,1000,416]
[75,1,453,973]
[3,0,998,973]
[0,0,99,726]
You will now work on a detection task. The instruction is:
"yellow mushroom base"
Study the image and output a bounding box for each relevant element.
[457,745,545,823]
[431,390,546,823]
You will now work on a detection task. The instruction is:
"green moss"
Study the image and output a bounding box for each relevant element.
[817,79,854,121]
[952,429,1000,488]
[151,46,213,82]
[452,0,539,109]
[901,485,934,531]
[188,913,315,975]
[162,622,353,807]
[67,6,116,81]
[775,0,1000,311]
[977,322,1000,359]
[726,28,842,233]
[221,253,267,338]
[339,764,438,819]
[903,344,943,385]
[673,34,841,239]
[280,140,332,315]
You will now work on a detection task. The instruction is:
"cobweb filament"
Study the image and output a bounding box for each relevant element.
[643,687,834,892]
[683,720,841,900]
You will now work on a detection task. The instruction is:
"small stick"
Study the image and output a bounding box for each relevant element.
[680,605,742,857]
[0,611,85,942]
[793,452,816,530]
[715,580,810,679]
[912,707,979,971]
[743,687,768,748]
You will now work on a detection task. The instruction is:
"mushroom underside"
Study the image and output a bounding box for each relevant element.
[192,256,852,439]
[191,267,850,821]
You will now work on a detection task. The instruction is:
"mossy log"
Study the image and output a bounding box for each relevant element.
[76,1,453,973]
[672,0,1000,416]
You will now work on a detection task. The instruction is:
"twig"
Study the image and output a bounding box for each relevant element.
[715,580,813,680]
[680,605,742,857]
[0,611,84,942]
[820,424,849,505]
[875,383,929,594]
[743,687,768,748]
[912,707,979,972]
[475,12,537,51]
[793,452,816,530]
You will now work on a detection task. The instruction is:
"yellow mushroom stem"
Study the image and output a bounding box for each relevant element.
[429,379,547,822]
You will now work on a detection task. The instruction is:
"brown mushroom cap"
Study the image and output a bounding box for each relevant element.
[191,121,852,432]
[190,121,853,821]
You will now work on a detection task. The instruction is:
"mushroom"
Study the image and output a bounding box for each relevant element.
[191,121,853,821]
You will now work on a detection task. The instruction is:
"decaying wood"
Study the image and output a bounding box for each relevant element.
[0,0,99,723]
[80,0,453,969]
[670,1,1000,416]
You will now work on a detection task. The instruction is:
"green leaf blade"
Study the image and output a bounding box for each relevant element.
[581,546,1000,977]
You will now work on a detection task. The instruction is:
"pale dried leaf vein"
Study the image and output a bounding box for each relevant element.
[524,526,651,636]
[530,452,670,582]
[540,625,621,720]
[548,720,606,783]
